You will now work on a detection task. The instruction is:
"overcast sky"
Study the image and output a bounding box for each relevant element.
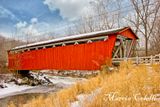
[0,0,94,38]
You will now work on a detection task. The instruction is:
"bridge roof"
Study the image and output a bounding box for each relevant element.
[11,26,137,51]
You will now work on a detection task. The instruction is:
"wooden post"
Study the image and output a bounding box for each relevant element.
[150,55,153,64]
[136,56,139,64]
[124,57,127,62]
[124,40,127,58]
[120,45,123,58]
[145,57,147,64]
[159,54,160,63]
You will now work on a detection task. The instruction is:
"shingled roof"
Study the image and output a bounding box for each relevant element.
[11,26,137,51]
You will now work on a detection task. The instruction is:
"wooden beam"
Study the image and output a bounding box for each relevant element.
[127,40,135,57]
[113,43,122,58]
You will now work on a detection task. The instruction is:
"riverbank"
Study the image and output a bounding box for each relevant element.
[0,73,85,107]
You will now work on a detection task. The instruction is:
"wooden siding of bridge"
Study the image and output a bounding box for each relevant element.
[8,35,116,70]
[119,28,137,40]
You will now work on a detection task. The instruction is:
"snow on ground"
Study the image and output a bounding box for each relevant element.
[30,72,85,85]
[71,88,101,107]
[39,70,99,78]
[48,76,85,85]
[0,74,85,99]
[0,82,33,99]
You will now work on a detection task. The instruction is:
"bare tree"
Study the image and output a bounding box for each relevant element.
[74,16,96,34]
[130,0,160,55]
[150,17,160,54]
[115,0,123,27]
[126,13,141,35]
[67,0,117,35]
[91,0,117,30]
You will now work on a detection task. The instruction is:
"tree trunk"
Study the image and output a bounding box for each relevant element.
[145,38,148,56]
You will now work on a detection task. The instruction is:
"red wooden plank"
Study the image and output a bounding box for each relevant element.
[8,35,116,70]
[119,29,137,40]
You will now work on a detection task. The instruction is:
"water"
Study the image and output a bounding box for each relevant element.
[0,85,67,107]
[0,74,83,107]
[0,93,48,107]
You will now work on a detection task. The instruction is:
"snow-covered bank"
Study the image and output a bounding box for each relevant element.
[48,76,85,85]
[40,70,99,78]
[0,74,85,99]
[0,83,33,99]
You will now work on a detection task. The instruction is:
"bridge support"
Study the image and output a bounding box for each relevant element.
[113,35,136,58]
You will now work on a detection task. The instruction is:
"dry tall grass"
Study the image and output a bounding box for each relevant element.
[84,61,160,107]
[8,61,160,107]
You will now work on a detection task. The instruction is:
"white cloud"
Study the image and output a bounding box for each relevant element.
[23,25,39,36]
[0,6,19,21]
[0,32,12,38]
[31,18,38,24]
[15,18,52,38]
[43,0,94,20]
[15,21,27,29]
[15,18,39,37]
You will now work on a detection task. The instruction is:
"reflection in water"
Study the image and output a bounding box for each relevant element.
[0,84,66,107]
[0,92,52,107]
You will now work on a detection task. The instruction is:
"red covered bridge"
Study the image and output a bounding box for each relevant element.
[8,27,138,71]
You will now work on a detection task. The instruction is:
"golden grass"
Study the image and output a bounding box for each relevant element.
[84,62,160,107]
[8,61,160,107]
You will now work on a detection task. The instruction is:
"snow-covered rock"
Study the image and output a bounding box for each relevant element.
[0,73,85,99]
